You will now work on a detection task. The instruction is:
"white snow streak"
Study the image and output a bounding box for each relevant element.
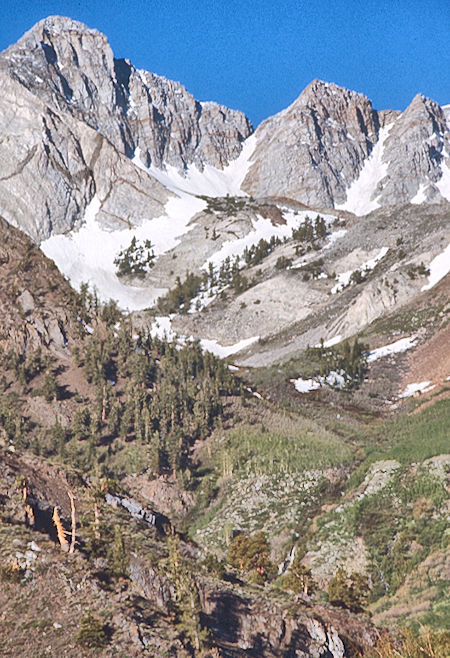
[411,184,428,204]
[315,335,342,348]
[149,316,258,358]
[436,151,450,202]
[399,381,435,398]
[324,228,347,249]
[204,210,335,271]
[421,243,450,291]
[336,124,393,216]
[200,335,259,358]
[367,336,418,363]
[136,133,257,198]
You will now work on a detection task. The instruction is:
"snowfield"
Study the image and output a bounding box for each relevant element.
[41,134,260,312]
[41,189,206,311]
[335,124,393,216]
[134,133,257,198]
[421,242,450,291]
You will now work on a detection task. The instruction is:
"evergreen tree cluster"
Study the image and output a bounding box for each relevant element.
[74,317,239,479]
[157,258,250,314]
[328,567,369,613]
[2,284,240,481]
[201,194,248,215]
[243,236,282,267]
[306,338,368,389]
[166,534,212,653]
[0,347,49,389]
[157,272,203,314]
[298,257,325,281]
[227,531,276,583]
[283,553,316,596]
[292,215,327,243]
[114,237,155,278]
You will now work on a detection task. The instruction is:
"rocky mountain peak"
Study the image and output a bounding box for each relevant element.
[0,16,253,241]
[372,92,450,207]
[242,80,379,207]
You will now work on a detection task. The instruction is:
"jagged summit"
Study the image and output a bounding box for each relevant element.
[0,16,253,241]
[0,15,449,245]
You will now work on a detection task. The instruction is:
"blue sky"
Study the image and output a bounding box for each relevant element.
[1,0,449,126]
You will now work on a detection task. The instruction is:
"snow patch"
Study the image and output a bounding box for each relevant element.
[336,124,393,216]
[331,247,388,294]
[150,316,178,342]
[291,378,321,393]
[322,335,342,348]
[421,243,450,291]
[399,381,435,398]
[367,335,418,363]
[149,316,258,358]
[199,335,259,358]
[291,369,347,394]
[324,228,347,249]
[411,183,428,204]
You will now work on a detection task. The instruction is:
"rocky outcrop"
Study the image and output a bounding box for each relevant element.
[377,94,450,205]
[242,80,450,210]
[242,80,383,207]
[0,16,253,240]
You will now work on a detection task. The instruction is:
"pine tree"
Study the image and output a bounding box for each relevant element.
[283,554,316,596]
[109,525,129,578]
[166,534,211,654]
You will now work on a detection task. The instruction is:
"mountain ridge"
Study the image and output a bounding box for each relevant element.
[1,15,449,247]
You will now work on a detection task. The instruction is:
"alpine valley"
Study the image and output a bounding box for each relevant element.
[0,16,449,657]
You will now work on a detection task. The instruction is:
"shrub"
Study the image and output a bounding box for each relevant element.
[275,256,293,270]
[77,612,109,649]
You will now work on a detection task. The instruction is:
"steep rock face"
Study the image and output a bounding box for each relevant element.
[242,80,383,207]
[0,64,170,241]
[0,69,95,241]
[2,16,129,153]
[242,81,450,211]
[0,16,252,241]
[2,16,253,171]
[377,94,450,205]
[127,70,253,170]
